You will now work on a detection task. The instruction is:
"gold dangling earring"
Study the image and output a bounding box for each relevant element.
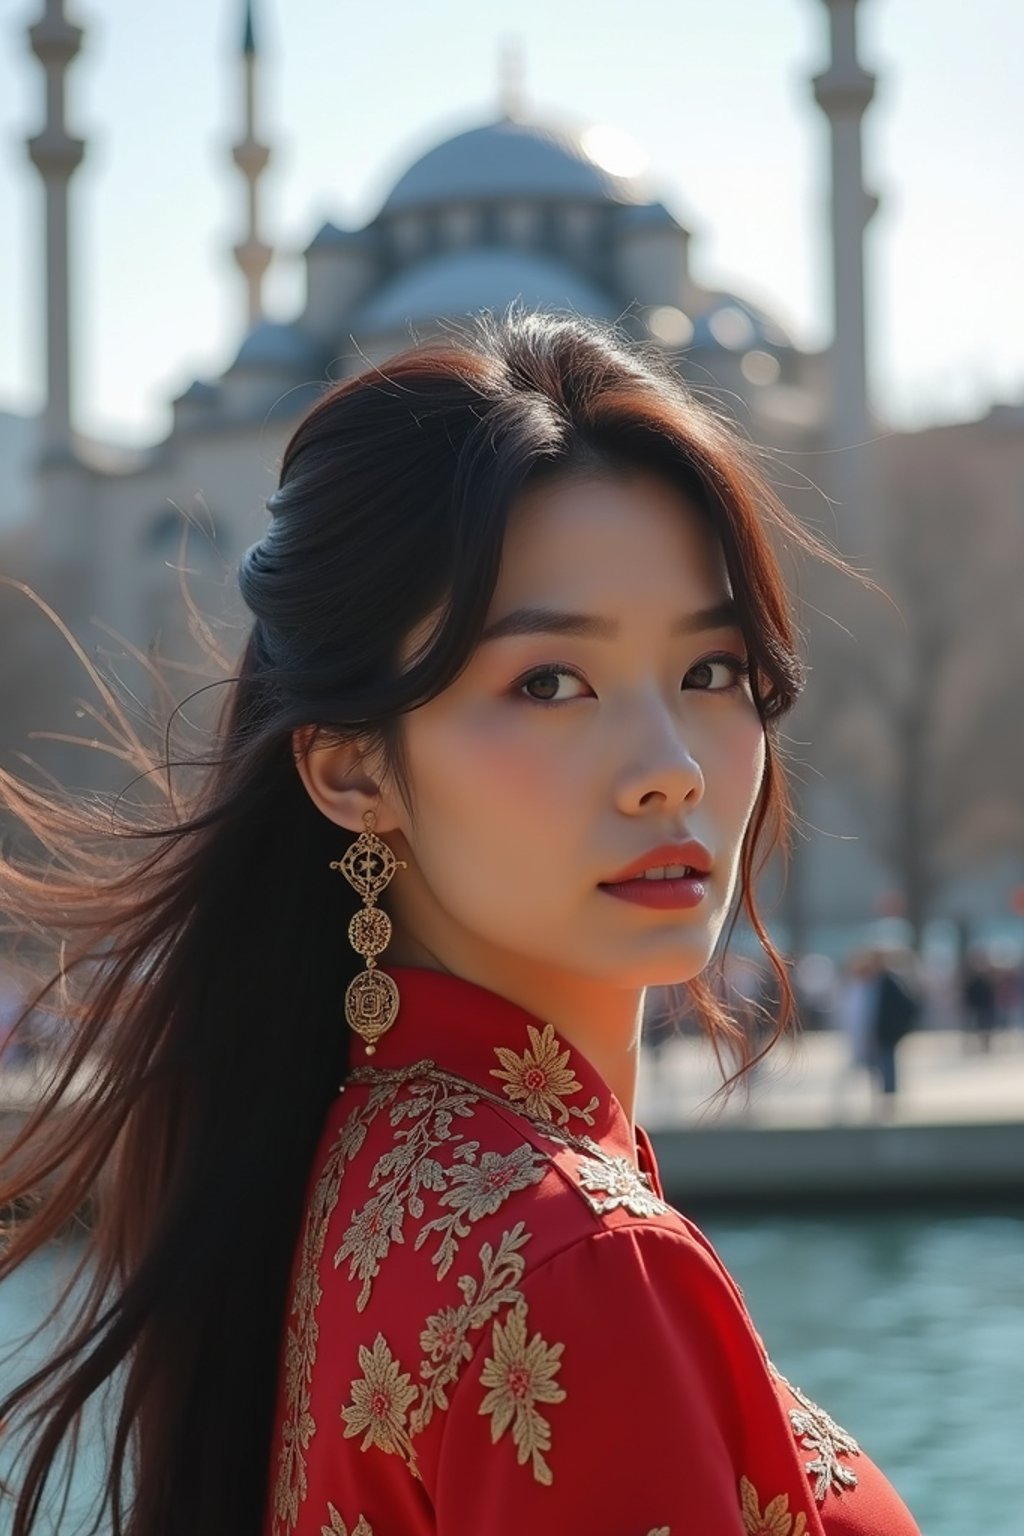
[330,808,407,1055]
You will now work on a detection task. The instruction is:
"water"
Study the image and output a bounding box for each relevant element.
[704,1211,1024,1536]
[1,1214,1022,1534]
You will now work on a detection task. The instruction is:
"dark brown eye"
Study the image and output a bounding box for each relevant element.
[684,655,750,692]
[515,664,588,705]
[524,671,561,701]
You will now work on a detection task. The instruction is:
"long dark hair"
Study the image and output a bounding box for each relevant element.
[0,310,818,1534]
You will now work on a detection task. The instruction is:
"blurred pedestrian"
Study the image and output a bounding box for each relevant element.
[961,951,997,1052]
[868,946,923,1118]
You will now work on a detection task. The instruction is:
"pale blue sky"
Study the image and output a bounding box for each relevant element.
[1,0,1021,447]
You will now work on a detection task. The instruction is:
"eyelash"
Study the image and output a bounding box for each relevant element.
[512,652,752,707]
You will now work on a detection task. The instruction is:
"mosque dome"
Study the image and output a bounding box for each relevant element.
[351,247,616,334]
[379,116,651,216]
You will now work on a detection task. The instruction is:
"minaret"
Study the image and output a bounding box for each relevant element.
[26,0,85,464]
[231,0,272,328]
[498,36,525,122]
[812,0,878,529]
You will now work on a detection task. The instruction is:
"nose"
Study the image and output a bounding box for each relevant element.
[613,706,705,818]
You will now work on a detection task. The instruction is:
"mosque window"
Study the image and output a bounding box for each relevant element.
[478,203,501,246]
[498,202,539,246]
[440,205,479,248]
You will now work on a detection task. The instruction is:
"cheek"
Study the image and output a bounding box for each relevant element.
[745,725,768,813]
[398,708,588,941]
[401,704,583,867]
[710,712,766,827]
[421,704,580,812]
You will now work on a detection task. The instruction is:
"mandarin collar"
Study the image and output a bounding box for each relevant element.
[364,965,656,1181]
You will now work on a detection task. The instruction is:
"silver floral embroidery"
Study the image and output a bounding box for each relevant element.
[575,1151,672,1218]
[787,1383,860,1501]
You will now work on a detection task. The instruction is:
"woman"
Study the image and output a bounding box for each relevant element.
[0,312,919,1534]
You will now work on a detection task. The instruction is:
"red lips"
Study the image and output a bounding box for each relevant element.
[600,840,713,885]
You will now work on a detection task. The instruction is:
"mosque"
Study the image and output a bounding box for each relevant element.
[9,0,1024,948]
[18,0,874,649]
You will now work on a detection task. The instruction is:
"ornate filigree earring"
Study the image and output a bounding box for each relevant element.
[330,808,407,1055]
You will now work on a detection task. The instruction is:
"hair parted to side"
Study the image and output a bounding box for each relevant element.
[0,309,818,1535]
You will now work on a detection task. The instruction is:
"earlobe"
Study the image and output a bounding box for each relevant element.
[291,728,400,834]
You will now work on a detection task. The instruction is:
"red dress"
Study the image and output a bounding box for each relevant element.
[263,966,921,1536]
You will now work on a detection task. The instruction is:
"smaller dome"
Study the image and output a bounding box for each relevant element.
[306,221,379,256]
[230,321,320,372]
[351,248,616,334]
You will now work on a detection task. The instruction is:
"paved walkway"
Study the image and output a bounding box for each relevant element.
[637,1024,1024,1130]
[2,1027,1022,1134]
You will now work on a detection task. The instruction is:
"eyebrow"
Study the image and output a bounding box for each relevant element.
[478,597,740,645]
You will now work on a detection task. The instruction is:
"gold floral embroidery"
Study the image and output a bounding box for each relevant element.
[277,1044,665,1532]
[351,1059,669,1234]
[341,1333,420,1470]
[321,1505,373,1536]
[575,1151,671,1218]
[272,1079,405,1534]
[414,1143,547,1278]
[412,1222,531,1434]
[334,1073,482,1309]
[491,1023,599,1126]
[334,1225,535,1479]
[478,1297,566,1486]
[786,1382,860,1501]
[740,1476,808,1536]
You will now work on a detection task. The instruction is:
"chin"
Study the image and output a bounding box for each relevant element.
[592,936,718,990]
[644,954,714,988]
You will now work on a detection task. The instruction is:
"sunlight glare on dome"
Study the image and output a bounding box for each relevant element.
[578,124,649,180]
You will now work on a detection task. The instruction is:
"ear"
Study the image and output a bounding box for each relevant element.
[292,726,404,835]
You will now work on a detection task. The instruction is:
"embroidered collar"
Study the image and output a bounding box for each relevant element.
[366,965,660,1188]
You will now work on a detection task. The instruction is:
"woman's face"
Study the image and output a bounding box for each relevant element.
[379,471,766,989]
